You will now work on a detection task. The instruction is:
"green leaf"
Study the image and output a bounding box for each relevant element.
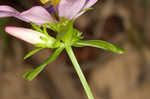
[23,47,64,81]
[23,70,34,79]
[74,40,125,54]
[24,48,43,60]
[23,65,44,81]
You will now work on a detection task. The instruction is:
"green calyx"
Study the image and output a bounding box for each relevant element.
[31,18,83,48]
[45,18,83,46]
[23,19,84,80]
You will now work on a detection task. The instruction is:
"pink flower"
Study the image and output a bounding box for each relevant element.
[2,0,98,45]
[0,6,55,25]
[58,0,98,19]
[0,0,97,25]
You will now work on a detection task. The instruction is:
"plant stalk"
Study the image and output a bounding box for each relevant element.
[65,46,94,99]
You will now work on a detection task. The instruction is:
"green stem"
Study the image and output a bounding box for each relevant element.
[65,46,94,99]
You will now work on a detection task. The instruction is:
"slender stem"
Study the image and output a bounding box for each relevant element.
[65,46,94,99]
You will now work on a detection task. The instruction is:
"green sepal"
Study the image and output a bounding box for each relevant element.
[56,19,75,42]
[45,23,59,32]
[34,43,48,48]
[61,22,74,43]
[74,40,125,54]
[24,48,43,60]
[30,22,43,33]
[71,29,83,42]
[35,40,61,48]
[23,47,64,81]
[42,24,50,36]
[35,36,57,48]
[40,36,49,42]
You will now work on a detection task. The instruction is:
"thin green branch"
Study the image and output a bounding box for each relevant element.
[65,46,94,99]
[24,48,43,60]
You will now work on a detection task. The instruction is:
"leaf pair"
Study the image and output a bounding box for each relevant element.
[23,47,64,81]
[23,39,125,81]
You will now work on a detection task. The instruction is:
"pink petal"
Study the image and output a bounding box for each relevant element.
[0,5,19,17]
[5,26,46,44]
[58,0,86,19]
[0,6,55,25]
[20,6,55,25]
[83,0,98,9]
[74,0,98,18]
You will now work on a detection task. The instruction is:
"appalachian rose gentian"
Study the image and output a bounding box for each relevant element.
[0,1,126,99]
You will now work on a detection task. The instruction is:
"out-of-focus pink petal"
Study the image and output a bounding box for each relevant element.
[58,0,86,19]
[5,26,46,44]
[0,5,19,17]
[0,6,55,25]
[20,6,55,25]
[0,5,32,22]
[74,0,98,18]
[83,0,98,9]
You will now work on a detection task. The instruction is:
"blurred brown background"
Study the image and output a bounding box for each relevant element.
[0,0,150,99]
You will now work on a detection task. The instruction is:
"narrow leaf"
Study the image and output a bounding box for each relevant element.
[23,65,44,81]
[23,47,64,81]
[24,48,43,60]
[23,70,33,79]
[74,40,125,54]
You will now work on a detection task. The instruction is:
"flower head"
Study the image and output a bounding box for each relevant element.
[1,0,98,47]
[0,0,97,25]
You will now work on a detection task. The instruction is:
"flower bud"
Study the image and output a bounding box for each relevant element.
[5,26,53,45]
